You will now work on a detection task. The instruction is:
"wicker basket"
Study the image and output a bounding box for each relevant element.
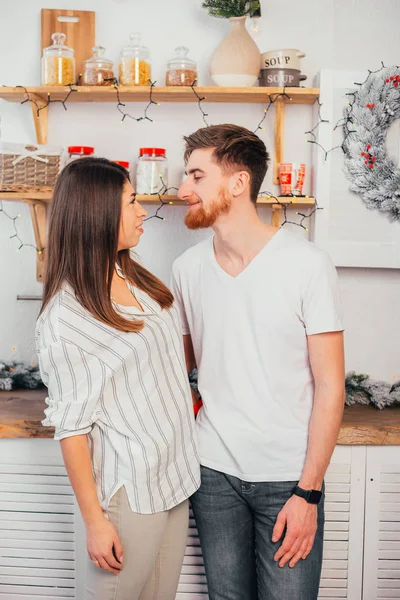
[0,142,62,190]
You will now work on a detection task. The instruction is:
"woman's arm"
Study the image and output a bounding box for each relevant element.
[60,435,124,575]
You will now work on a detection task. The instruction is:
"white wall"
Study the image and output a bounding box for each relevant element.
[0,0,399,381]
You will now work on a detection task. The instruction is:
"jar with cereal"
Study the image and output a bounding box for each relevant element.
[83,46,115,86]
[119,33,151,86]
[166,46,198,86]
[42,33,76,86]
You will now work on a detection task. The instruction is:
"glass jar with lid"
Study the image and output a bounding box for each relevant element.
[113,160,130,170]
[166,46,198,86]
[42,33,76,86]
[82,46,115,86]
[136,148,168,194]
[119,33,151,86]
[67,146,95,163]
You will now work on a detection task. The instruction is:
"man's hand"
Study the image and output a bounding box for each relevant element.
[86,516,124,575]
[272,495,318,568]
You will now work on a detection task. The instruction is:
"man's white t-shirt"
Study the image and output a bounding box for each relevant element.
[171,228,344,482]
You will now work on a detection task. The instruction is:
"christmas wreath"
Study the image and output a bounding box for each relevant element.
[343,66,400,221]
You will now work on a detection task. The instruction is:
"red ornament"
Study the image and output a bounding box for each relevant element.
[369,164,374,169]
[365,160,368,165]
[361,152,365,156]
[367,144,371,149]
[390,76,394,81]
[372,157,376,162]
[386,78,390,83]
[394,83,398,87]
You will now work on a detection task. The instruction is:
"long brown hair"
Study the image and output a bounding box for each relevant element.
[40,157,173,332]
[184,124,269,203]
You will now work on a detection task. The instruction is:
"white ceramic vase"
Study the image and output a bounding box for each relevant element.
[210,16,260,87]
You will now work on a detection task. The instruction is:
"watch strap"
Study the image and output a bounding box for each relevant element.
[293,485,322,505]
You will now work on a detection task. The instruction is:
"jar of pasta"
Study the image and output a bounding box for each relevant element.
[166,46,198,86]
[42,33,76,86]
[82,46,115,86]
[119,32,151,86]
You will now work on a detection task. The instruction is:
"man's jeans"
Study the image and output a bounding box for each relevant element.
[190,466,325,600]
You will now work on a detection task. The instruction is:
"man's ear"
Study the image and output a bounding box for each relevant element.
[230,171,251,197]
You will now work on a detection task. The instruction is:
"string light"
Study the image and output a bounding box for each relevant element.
[190,80,209,126]
[258,191,323,230]
[0,201,40,253]
[110,78,159,123]
[254,89,292,134]
[306,63,393,160]
[17,81,80,115]
[143,178,179,222]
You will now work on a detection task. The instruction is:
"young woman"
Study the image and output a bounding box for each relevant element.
[36,157,200,600]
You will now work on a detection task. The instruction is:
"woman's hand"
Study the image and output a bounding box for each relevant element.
[86,516,124,575]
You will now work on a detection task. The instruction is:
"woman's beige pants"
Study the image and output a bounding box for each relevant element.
[84,487,189,600]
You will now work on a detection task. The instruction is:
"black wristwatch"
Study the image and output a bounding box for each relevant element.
[293,485,322,505]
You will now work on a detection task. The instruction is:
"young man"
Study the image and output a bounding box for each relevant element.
[171,124,345,600]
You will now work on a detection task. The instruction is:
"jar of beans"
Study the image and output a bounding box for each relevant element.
[119,33,151,86]
[166,46,197,86]
[42,33,76,86]
[82,46,115,86]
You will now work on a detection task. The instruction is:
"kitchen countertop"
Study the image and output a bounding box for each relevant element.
[0,389,399,444]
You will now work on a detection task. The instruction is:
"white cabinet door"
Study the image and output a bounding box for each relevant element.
[363,446,400,600]
[0,439,78,600]
[176,505,208,599]
[318,446,365,600]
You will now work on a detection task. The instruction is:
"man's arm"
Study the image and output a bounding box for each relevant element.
[273,330,345,568]
[183,334,199,406]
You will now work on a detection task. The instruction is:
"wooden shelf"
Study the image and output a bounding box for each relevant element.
[0,85,319,105]
[0,191,315,206]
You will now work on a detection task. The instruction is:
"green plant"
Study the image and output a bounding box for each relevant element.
[202,0,260,18]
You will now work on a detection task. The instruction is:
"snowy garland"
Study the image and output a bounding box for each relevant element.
[0,361,43,391]
[343,66,400,221]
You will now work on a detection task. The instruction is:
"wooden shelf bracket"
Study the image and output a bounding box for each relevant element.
[28,201,46,282]
[30,93,49,145]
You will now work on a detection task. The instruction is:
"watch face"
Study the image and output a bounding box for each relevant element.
[309,490,322,504]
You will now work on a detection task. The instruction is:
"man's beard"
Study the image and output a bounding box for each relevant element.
[184,187,232,230]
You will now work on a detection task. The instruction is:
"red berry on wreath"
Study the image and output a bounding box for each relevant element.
[361,152,365,156]
[386,79,390,83]
[367,144,371,149]
[390,76,394,81]
[372,157,376,162]
[365,161,368,165]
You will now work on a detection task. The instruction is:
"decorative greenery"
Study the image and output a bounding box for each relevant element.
[345,371,400,410]
[0,361,44,391]
[202,0,260,18]
[189,368,400,410]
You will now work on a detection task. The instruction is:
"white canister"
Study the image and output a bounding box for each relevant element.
[135,148,168,194]
[261,48,305,72]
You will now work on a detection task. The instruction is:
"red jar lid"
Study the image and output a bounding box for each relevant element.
[113,160,130,169]
[68,146,95,155]
[139,148,166,157]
